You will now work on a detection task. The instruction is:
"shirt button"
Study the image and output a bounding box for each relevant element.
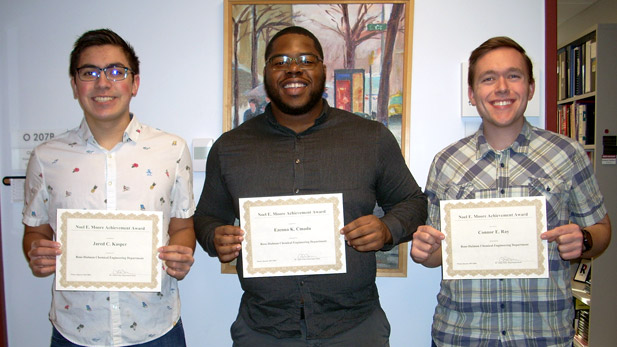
[502,330,507,336]
[108,181,113,186]
[500,303,505,309]
[547,187,551,192]
[500,189,505,194]
[295,159,301,164]
[500,163,505,168]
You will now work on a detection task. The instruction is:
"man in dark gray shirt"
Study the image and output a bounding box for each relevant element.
[195,26,427,346]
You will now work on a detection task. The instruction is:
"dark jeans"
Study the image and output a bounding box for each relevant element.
[231,306,390,347]
[51,318,186,347]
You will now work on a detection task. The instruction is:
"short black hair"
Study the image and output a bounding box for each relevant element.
[264,26,324,61]
[69,28,140,77]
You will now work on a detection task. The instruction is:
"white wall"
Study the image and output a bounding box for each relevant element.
[0,1,545,346]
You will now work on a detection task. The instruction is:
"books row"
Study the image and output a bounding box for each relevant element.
[557,101,595,145]
[574,301,590,346]
[558,32,596,100]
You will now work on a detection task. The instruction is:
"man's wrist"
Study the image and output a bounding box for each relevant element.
[581,228,593,253]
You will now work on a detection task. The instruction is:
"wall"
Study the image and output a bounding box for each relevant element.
[558,0,617,45]
[0,1,545,346]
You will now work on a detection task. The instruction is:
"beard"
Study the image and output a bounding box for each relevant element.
[264,72,326,115]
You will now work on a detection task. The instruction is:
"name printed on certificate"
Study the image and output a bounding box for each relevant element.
[240,193,346,278]
[55,209,163,292]
[440,196,549,280]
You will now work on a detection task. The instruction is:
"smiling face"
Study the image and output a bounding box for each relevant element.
[71,44,139,129]
[469,47,534,132]
[263,33,326,119]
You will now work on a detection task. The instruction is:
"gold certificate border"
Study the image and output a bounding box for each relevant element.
[57,210,161,290]
[443,198,546,278]
[243,195,344,276]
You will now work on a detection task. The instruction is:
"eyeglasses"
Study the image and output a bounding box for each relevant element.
[75,65,135,82]
[266,54,323,71]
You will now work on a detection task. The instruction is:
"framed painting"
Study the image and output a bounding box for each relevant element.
[222,0,414,277]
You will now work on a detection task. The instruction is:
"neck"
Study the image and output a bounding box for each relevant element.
[271,103,323,134]
[482,120,524,151]
[86,115,131,150]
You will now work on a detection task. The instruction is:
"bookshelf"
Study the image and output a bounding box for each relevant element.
[557,24,617,347]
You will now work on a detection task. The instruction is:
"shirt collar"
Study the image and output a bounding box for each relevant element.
[76,114,143,146]
[475,119,532,159]
[265,99,330,134]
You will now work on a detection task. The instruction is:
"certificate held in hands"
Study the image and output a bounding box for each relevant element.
[239,193,346,278]
[55,209,163,292]
[440,197,549,280]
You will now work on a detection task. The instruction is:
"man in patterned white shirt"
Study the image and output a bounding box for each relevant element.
[411,37,611,346]
[22,28,196,346]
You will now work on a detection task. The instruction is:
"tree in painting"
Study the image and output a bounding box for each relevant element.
[231,4,291,128]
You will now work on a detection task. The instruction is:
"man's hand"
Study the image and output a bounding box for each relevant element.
[214,225,244,263]
[410,225,444,266]
[158,245,195,280]
[340,215,392,252]
[27,239,61,277]
[541,224,583,260]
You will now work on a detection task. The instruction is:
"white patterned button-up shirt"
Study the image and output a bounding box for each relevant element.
[23,116,195,346]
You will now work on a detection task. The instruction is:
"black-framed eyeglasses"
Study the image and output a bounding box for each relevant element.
[266,54,323,71]
[75,65,135,82]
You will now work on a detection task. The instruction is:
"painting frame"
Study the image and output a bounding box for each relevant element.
[222,0,414,277]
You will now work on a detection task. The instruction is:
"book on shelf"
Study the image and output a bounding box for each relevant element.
[557,47,567,101]
[589,37,597,93]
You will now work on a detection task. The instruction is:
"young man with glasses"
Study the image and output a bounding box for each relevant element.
[22,28,196,346]
[195,26,427,346]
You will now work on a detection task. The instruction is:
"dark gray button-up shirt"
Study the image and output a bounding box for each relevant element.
[195,100,427,339]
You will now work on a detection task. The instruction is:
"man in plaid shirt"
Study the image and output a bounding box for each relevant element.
[411,36,611,346]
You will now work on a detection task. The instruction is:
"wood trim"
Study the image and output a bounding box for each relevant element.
[545,0,557,132]
[0,199,8,346]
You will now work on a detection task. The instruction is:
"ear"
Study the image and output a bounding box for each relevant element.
[467,85,476,106]
[527,81,535,101]
[131,74,140,97]
[70,77,78,99]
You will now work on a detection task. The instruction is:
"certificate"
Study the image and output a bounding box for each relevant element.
[239,193,346,278]
[55,209,163,291]
[440,197,548,279]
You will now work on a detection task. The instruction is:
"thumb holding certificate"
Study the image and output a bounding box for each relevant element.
[340,215,392,252]
[410,225,444,267]
[23,224,61,278]
[214,225,245,263]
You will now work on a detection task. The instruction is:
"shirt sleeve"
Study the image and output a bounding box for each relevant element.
[194,139,236,257]
[170,141,195,219]
[568,143,607,226]
[22,147,50,226]
[424,154,444,231]
[375,125,428,248]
